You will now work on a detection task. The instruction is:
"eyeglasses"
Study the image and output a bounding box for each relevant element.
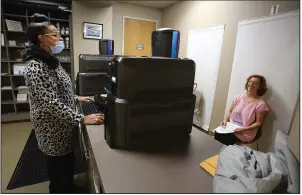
[248,81,259,85]
[44,33,61,38]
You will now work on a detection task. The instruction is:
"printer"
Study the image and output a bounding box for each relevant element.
[104,56,195,99]
[76,39,115,96]
[76,54,114,96]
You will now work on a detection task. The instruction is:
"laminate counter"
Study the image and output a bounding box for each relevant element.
[79,123,222,193]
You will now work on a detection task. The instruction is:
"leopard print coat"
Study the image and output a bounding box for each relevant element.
[24,59,84,156]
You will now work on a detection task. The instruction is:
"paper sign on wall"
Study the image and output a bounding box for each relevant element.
[136,44,144,50]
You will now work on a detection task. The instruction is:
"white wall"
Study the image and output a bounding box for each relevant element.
[225,11,299,151]
[162,1,300,152]
[72,1,162,75]
[187,25,225,130]
[72,1,113,76]
[112,2,162,55]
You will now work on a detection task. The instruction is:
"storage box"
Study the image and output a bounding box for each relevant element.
[1,33,4,46]
[17,94,27,101]
[17,86,27,94]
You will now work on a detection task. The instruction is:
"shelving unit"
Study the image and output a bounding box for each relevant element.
[1,0,73,123]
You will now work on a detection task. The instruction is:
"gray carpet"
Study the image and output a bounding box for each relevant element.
[7,129,86,190]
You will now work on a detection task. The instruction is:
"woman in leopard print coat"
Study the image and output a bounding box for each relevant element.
[22,13,103,193]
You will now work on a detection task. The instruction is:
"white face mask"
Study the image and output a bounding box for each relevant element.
[50,40,65,54]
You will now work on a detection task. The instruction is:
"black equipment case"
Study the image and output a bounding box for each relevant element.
[105,56,196,100]
[104,93,196,149]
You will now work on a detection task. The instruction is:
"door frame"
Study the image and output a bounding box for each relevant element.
[122,16,158,55]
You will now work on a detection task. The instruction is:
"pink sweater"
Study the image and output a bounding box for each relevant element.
[230,93,269,143]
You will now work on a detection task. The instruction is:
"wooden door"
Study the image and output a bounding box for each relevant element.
[124,18,156,56]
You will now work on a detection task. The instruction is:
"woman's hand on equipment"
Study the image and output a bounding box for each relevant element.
[83,114,104,125]
[78,96,92,102]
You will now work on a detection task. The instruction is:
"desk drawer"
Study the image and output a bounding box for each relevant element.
[77,101,102,193]
[86,147,102,193]
[82,127,102,193]
[77,104,101,193]
[78,123,86,161]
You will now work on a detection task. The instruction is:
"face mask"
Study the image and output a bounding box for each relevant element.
[50,40,65,54]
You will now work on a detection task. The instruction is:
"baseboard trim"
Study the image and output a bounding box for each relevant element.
[193,124,208,134]
[201,125,209,131]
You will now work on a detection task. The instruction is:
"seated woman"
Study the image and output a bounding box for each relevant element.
[214,74,269,146]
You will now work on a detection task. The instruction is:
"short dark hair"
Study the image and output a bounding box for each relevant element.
[27,13,52,46]
[245,74,268,96]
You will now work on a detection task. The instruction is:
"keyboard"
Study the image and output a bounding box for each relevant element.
[80,101,102,116]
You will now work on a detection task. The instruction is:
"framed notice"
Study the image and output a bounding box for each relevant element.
[5,19,23,31]
[83,22,103,40]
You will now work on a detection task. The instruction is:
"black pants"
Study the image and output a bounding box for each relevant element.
[214,132,240,146]
[46,152,75,193]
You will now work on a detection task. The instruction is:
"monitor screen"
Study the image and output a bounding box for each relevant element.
[79,54,114,73]
[77,73,107,96]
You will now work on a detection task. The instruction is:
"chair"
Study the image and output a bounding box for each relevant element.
[193,83,202,128]
[194,107,201,128]
[211,125,262,150]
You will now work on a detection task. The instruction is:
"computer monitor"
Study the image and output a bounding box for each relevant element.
[76,72,107,96]
[79,54,114,73]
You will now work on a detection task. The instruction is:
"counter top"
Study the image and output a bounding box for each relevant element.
[84,124,222,193]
